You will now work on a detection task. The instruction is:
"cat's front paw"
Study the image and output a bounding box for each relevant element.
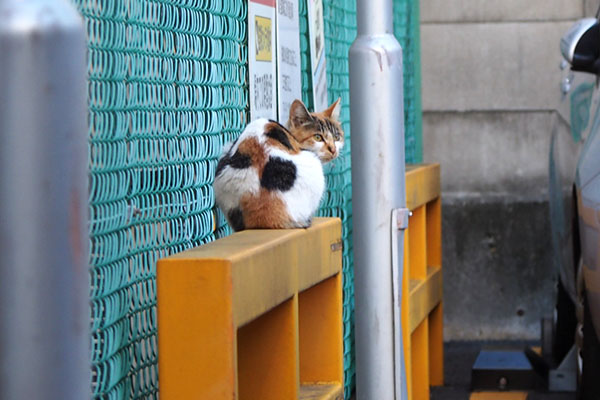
[301,217,313,229]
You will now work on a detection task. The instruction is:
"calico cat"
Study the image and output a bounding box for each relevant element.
[214,98,344,231]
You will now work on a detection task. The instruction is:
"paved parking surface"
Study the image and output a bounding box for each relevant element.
[431,341,575,400]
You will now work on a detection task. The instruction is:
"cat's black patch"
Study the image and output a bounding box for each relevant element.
[215,151,251,177]
[228,208,245,231]
[215,156,229,177]
[266,121,294,150]
[229,151,251,169]
[261,157,297,191]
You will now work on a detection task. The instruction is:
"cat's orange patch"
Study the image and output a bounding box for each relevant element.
[266,138,300,154]
[241,189,291,229]
[237,137,267,171]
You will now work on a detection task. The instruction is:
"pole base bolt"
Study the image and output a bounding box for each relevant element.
[498,376,508,390]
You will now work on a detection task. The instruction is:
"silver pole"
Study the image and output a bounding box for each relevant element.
[356,0,394,35]
[349,0,408,398]
[0,1,90,399]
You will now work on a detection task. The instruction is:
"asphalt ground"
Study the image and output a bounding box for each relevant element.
[432,341,576,400]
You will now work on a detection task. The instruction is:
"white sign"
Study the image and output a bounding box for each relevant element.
[307,0,328,111]
[276,0,302,123]
[249,0,277,120]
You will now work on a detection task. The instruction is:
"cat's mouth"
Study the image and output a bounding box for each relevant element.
[320,153,337,162]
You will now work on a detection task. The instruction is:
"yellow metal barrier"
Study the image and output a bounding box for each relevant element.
[403,163,444,400]
[157,218,344,400]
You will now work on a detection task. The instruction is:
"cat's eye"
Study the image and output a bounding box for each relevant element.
[314,134,323,142]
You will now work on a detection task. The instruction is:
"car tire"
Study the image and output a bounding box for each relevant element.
[578,290,600,400]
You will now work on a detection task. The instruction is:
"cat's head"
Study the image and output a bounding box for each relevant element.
[287,98,344,163]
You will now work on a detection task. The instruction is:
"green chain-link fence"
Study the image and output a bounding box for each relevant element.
[394,0,423,164]
[72,0,420,398]
[73,1,248,397]
[299,0,357,394]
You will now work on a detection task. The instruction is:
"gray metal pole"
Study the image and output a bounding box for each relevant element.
[356,0,394,35]
[0,1,90,399]
[349,0,408,398]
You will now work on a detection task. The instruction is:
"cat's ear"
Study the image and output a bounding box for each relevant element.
[289,99,312,128]
[324,97,342,121]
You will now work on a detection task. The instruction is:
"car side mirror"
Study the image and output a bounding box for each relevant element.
[561,18,600,74]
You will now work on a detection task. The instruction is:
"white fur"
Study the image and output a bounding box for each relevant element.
[335,140,344,156]
[214,164,260,214]
[214,119,269,215]
[309,141,325,156]
[227,118,269,155]
[268,147,325,226]
[307,139,344,163]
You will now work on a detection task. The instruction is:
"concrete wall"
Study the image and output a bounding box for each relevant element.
[420,0,600,340]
